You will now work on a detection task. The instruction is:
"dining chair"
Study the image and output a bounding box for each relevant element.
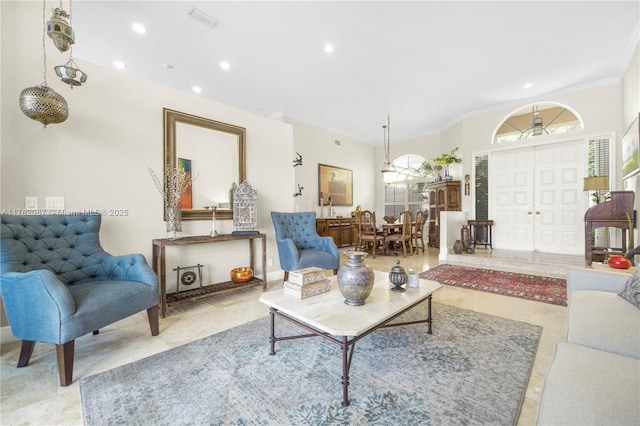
[412,210,426,253]
[385,211,413,257]
[358,211,385,258]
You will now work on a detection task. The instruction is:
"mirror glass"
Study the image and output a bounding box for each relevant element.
[164,108,246,220]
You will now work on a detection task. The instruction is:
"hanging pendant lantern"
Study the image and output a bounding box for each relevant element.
[19,84,69,127]
[55,57,87,87]
[19,0,69,127]
[46,7,74,53]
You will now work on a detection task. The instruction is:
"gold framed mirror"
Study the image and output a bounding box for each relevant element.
[163,108,246,220]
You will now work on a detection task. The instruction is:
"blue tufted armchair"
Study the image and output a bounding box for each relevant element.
[271,211,340,282]
[0,214,159,386]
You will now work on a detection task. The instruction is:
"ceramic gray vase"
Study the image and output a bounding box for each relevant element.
[337,251,375,306]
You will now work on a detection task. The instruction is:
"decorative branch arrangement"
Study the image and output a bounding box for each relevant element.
[148,166,196,209]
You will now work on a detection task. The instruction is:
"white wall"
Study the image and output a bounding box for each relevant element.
[285,117,376,217]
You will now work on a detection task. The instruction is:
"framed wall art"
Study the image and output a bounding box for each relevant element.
[178,157,193,209]
[622,113,639,178]
[318,163,353,206]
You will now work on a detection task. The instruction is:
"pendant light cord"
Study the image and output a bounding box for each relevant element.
[42,0,47,85]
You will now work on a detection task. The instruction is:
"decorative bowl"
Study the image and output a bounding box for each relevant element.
[607,255,631,269]
[230,267,253,283]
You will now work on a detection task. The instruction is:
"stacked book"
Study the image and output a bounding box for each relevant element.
[283,267,330,299]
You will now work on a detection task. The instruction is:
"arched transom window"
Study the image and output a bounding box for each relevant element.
[493,102,584,144]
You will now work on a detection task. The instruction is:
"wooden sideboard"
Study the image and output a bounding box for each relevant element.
[316,217,356,247]
[427,180,461,248]
[152,234,266,317]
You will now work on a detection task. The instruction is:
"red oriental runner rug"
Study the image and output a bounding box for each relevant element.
[419,264,567,306]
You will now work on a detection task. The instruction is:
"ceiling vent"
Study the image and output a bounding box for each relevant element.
[187,8,217,28]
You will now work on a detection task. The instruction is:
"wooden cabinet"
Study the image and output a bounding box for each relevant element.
[427,181,461,248]
[316,217,356,247]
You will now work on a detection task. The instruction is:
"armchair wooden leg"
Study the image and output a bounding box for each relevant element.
[147,305,160,336]
[283,271,289,283]
[56,340,74,387]
[17,340,36,368]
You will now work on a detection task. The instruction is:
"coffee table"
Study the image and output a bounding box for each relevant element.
[259,270,442,406]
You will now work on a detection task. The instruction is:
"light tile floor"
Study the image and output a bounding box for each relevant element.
[0,247,570,425]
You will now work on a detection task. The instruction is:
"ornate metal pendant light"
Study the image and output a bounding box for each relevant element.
[54,0,87,88]
[46,7,74,53]
[55,57,87,87]
[19,0,69,127]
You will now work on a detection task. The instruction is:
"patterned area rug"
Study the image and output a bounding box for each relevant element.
[420,264,567,306]
[80,303,541,425]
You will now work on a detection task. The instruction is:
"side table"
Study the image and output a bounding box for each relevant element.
[468,219,494,249]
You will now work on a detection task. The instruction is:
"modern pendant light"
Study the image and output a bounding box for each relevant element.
[381,115,394,174]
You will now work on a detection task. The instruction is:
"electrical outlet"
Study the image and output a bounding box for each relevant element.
[45,196,65,211]
[25,196,38,210]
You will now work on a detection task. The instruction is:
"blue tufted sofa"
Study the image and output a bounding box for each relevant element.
[0,214,159,386]
[271,211,340,282]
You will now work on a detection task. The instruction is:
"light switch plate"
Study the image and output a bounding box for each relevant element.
[25,196,38,210]
[45,196,65,211]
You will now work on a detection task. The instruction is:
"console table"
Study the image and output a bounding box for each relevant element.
[152,234,267,317]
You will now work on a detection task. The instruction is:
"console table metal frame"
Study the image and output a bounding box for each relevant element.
[152,234,267,317]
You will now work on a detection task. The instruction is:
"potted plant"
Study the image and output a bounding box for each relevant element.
[431,147,462,180]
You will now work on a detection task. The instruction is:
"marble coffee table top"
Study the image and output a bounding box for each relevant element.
[259,270,442,336]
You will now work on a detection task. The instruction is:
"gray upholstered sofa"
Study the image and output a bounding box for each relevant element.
[536,267,640,425]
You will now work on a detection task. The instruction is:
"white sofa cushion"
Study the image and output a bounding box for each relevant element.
[567,290,640,359]
[536,343,640,426]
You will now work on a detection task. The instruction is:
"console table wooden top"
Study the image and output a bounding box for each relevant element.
[152,233,265,246]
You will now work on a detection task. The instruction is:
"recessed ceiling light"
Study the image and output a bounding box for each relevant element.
[113,60,126,69]
[192,86,202,94]
[324,44,334,54]
[220,61,231,70]
[523,82,533,89]
[132,22,146,34]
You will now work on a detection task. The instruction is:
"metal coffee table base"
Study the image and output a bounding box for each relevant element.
[268,295,433,406]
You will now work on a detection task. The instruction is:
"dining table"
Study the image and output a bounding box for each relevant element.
[375,222,415,255]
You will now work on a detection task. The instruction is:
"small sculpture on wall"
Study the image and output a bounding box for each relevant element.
[293,152,303,167]
[293,184,304,197]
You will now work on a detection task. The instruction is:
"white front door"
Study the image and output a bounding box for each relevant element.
[490,139,586,254]
[491,147,535,250]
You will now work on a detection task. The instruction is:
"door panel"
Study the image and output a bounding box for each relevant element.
[491,148,534,250]
[534,141,585,254]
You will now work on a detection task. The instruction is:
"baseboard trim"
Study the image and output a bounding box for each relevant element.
[0,325,18,345]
